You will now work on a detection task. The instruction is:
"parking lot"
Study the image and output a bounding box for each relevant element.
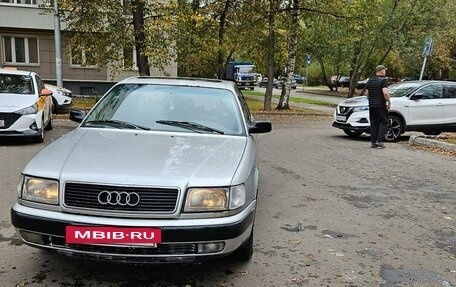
[0,116,455,286]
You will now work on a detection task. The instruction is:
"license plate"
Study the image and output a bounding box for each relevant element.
[336,115,346,122]
[0,120,4,127]
[65,226,162,245]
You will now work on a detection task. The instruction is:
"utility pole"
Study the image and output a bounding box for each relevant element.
[54,0,63,87]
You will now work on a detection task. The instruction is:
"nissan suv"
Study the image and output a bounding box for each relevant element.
[332,81,456,141]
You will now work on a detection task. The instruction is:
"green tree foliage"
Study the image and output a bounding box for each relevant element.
[50,0,456,108]
[48,0,176,78]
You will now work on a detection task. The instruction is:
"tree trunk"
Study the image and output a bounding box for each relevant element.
[264,0,276,111]
[217,0,232,79]
[131,0,149,76]
[276,0,299,110]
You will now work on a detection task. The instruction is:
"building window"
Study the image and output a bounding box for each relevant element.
[123,47,138,70]
[2,36,39,65]
[70,45,97,68]
[0,0,37,5]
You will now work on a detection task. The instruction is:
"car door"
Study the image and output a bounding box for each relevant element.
[442,83,456,125]
[406,83,445,125]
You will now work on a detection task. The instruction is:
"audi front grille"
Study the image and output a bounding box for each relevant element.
[64,182,179,212]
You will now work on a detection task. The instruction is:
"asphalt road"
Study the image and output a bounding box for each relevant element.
[0,117,455,287]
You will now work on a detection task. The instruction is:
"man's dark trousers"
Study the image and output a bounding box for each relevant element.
[369,107,389,144]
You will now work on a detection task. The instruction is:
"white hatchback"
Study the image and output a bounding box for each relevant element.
[332,81,456,141]
[0,69,53,143]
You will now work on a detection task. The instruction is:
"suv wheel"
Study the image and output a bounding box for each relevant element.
[343,129,363,137]
[385,115,403,142]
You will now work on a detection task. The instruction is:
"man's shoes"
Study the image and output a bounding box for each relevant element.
[375,142,385,149]
[371,142,385,148]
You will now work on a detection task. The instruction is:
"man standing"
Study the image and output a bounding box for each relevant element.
[366,65,391,149]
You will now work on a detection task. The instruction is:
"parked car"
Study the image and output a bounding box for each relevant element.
[45,84,73,113]
[332,80,456,141]
[275,76,298,89]
[257,77,269,87]
[0,68,53,143]
[357,77,400,89]
[330,75,350,87]
[292,74,304,84]
[356,78,369,89]
[11,77,272,263]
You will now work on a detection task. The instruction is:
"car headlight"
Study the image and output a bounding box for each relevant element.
[16,103,38,115]
[184,185,246,212]
[352,106,369,112]
[20,176,59,204]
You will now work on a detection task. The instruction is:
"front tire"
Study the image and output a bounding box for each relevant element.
[233,230,253,262]
[33,127,44,143]
[44,117,53,131]
[385,115,403,142]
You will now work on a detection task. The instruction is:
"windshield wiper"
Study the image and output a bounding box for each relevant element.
[84,120,151,130]
[156,120,224,135]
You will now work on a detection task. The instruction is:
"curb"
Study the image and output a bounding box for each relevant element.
[408,135,456,151]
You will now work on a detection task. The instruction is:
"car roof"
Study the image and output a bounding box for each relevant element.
[0,68,34,77]
[119,76,236,90]
[395,80,454,85]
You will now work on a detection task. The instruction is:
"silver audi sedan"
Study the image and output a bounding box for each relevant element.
[11,77,271,263]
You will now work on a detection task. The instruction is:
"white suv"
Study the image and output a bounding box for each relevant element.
[332,81,456,141]
[45,84,73,113]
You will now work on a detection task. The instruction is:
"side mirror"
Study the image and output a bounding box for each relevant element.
[40,88,53,96]
[248,120,272,134]
[69,110,87,123]
[411,92,424,100]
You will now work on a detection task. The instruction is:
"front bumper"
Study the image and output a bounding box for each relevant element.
[0,114,41,138]
[332,121,370,133]
[11,201,255,263]
[332,109,370,132]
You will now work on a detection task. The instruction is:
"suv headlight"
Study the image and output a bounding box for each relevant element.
[16,103,38,115]
[20,176,59,204]
[184,184,246,212]
[352,106,369,112]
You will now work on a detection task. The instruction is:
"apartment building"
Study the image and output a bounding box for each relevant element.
[0,0,177,94]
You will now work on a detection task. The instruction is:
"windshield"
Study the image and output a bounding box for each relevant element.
[389,82,421,98]
[82,84,245,135]
[236,65,256,74]
[0,74,34,94]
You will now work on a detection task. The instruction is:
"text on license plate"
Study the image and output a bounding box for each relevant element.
[66,226,162,245]
[336,115,346,122]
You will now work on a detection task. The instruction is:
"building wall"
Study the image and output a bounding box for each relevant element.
[1,1,177,86]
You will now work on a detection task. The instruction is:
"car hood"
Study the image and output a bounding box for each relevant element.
[0,93,37,112]
[23,128,247,187]
[339,96,368,106]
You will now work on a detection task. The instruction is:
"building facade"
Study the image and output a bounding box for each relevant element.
[0,1,177,94]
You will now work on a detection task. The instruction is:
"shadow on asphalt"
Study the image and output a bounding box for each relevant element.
[329,133,411,144]
[0,137,40,146]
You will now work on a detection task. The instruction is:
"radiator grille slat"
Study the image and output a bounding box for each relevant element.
[0,112,22,129]
[64,183,179,213]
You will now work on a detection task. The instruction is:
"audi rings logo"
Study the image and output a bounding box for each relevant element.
[97,191,140,206]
